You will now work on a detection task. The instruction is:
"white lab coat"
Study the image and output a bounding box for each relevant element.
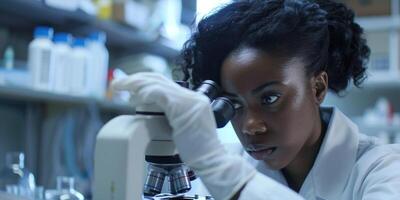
[192,107,400,200]
[239,107,400,200]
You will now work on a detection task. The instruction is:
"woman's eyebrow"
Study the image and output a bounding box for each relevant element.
[251,81,280,94]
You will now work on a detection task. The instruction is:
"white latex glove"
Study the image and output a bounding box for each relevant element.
[112,72,254,199]
[113,72,304,200]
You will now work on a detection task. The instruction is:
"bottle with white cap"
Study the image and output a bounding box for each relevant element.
[28,26,54,91]
[70,38,89,96]
[52,33,72,94]
[86,31,109,99]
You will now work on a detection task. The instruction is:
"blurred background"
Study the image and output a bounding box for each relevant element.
[0,0,399,199]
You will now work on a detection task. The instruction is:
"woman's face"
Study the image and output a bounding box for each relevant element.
[221,47,322,170]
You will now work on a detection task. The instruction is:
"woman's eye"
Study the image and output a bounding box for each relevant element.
[262,95,280,105]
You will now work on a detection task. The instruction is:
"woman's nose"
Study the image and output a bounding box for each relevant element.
[241,114,267,136]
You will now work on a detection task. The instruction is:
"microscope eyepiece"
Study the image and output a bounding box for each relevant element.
[195,80,220,101]
[194,80,235,128]
[211,97,235,128]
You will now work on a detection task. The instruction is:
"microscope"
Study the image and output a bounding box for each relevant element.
[93,80,235,200]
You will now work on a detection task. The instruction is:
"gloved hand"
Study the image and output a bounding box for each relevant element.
[112,72,304,200]
[112,72,256,200]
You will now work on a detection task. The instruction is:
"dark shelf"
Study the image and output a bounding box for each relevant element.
[0,85,134,114]
[0,0,180,60]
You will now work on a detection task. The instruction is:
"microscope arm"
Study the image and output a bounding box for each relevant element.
[94,115,150,200]
[94,114,175,200]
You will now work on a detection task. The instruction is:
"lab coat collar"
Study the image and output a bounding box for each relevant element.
[310,107,359,200]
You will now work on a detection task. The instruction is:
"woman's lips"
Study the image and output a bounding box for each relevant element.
[247,147,277,160]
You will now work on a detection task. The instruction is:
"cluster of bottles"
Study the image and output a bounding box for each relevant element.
[28,26,109,99]
[0,152,84,200]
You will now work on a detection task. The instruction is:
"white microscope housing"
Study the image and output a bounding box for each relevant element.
[93,80,235,200]
[93,101,192,200]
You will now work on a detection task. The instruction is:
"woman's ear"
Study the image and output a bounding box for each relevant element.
[311,71,328,105]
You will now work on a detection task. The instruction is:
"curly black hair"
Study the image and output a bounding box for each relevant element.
[179,0,370,94]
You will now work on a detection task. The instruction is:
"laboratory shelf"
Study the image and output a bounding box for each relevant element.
[0,0,180,60]
[0,85,134,114]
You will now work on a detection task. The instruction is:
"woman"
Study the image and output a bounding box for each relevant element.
[113,0,400,199]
